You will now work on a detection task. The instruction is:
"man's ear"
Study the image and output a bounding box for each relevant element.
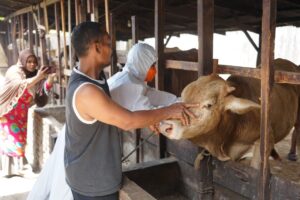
[95,42,101,53]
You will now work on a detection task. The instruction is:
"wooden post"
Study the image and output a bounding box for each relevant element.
[27,12,34,51]
[243,30,259,52]
[6,21,11,65]
[75,0,80,25]
[131,16,139,44]
[20,15,24,50]
[12,18,19,63]
[37,5,48,66]
[42,3,51,60]
[109,13,118,75]
[132,15,140,163]
[61,0,68,69]
[68,0,74,69]
[155,0,166,159]
[43,0,49,33]
[196,0,214,199]
[104,0,110,33]
[257,31,262,67]
[259,0,276,199]
[87,0,91,14]
[131,15,140,163]
[197,0,214,76]
[80,0,87,22]
[55,2,63,105]
[34,10,39,57]
[91,0,99,22]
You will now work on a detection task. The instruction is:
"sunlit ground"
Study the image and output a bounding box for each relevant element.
[0,164,39,200]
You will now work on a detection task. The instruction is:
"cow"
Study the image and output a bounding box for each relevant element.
[159,58,300,168]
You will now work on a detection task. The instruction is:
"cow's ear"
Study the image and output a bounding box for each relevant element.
[224,95,260,114]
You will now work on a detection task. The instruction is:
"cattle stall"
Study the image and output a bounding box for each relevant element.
[0,0,300,199]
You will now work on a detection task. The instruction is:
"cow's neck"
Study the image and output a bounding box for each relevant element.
[190,112,237,160]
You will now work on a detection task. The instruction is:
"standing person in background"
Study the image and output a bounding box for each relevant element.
[0,49,55,176]
[108,43,178,111]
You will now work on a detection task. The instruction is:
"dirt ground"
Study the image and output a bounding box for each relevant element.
[270,130,300,184]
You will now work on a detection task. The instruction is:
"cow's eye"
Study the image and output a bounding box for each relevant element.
[205,104,212,109]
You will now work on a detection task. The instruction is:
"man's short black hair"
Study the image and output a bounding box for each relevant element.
[71,21,107,58]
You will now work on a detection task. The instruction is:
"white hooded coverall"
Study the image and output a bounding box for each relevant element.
[108,43,177,111]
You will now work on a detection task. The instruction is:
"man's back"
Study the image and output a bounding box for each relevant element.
[65,68,122,196]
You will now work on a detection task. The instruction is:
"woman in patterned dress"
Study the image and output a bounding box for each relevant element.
[0,49,55,176]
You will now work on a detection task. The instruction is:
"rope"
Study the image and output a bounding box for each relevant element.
[121,132,155,163]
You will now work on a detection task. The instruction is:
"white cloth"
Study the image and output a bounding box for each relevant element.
[108,43,177,111]
[27,126,72,200]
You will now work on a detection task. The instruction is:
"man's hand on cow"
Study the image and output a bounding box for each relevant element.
[167,102,199,126]
[149,123,160,134]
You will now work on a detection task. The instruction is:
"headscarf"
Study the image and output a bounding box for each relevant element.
[123,43,157,81]
[0,49,37,116]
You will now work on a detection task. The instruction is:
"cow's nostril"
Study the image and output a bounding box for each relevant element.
[166,127,173,134]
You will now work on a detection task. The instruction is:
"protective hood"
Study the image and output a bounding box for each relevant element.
[123,43,157,81]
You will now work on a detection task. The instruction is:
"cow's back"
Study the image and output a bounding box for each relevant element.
[227,58,299,143]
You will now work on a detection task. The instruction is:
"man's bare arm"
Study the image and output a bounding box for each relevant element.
[76,83,197,131]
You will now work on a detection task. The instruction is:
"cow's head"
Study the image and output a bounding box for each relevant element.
[159,74,260,140]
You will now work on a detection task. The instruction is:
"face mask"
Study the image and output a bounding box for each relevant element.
[144,66,157,82]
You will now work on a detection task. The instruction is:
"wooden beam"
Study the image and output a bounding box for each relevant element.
[166,60,300,84]
[0,5,15,12]
[259,0,276,199]
[279,0,300,7]
[4,0,32,6]
[5,0,60,20]
[214,0,261,17]
[243,30,259,51]
[166,60,198,71]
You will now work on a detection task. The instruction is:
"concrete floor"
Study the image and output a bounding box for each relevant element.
[0,164,39,200]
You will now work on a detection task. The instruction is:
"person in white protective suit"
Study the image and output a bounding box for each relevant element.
[108,43,177,111]
[27,43,178,200]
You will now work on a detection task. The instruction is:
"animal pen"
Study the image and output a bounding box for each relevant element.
[0,0,300,199]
